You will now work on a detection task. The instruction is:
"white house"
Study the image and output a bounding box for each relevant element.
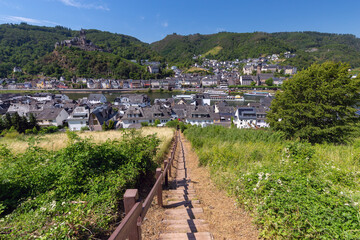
[185,106,219,127]
[67,107,89,131]
[88,94,107,104]
[234,107,257,129]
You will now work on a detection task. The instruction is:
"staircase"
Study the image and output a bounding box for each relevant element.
[158,134,213,240]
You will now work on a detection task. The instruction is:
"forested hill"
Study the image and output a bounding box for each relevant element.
[2,23,360,79]
[0,23,161,79]
[150,32,360,69]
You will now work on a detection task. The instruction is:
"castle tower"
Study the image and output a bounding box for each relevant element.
[79,29,86,45]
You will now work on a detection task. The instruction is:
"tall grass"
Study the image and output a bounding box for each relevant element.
[184,125,360,239]
[0,127,174,154]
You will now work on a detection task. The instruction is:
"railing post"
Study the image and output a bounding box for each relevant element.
[124,189,140,240]
[168,157,172,177]
[164,159,169,187]
[156,168,163,207]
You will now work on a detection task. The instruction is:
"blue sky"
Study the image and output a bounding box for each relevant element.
[0,0,359,43]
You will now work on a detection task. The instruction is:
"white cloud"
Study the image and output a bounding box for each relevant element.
[0,15,59,25]
[162,21,169,28]
[58,0,109,11]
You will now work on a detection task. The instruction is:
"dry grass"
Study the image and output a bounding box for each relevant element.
[0,127,174,154]
[202,46,223,58]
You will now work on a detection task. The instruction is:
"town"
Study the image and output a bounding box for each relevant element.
[3,51,297,90]
[0,90,273,131]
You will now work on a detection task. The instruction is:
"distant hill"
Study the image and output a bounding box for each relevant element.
[2,24,360,79]
[151,32,360,69]
[0,23,161,79]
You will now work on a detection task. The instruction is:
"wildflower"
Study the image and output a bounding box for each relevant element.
[354,202,358,206]
[253,188,257,191]
[50,200,56,210]
[344,203,349,206]
[258,172,264,180]
[40,207,46,212]
[277,179,283,185]
[340,191,344,195]
[265,173,271,180]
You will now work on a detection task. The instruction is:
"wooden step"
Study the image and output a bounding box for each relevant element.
[164,208,204,219]
[167,200,200,205]
[169,189,196,194]
[165,194,198,201]
[158,232,213,240]
[165,223,210,233]
[162,219,208,225]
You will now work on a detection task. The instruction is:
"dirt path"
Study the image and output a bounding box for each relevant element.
[142,132,259,239]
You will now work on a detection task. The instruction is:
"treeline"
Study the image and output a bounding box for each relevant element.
[0,112,38,133]
[151,31,360,69]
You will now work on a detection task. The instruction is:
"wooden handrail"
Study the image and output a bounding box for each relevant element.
[108,130,179,240]
[108,202,142,240]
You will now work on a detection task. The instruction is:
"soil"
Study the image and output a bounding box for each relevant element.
[141,132,259,240]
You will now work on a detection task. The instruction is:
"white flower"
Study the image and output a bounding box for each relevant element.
[258,172,264,180]
[253,188,257,191]
[340,191,344,195]
[354,202,358,206]
[40,207,46,212]
[50,200,56,210]
[344,203,349,206]
[265,173,271,180]
[277,179,283,185]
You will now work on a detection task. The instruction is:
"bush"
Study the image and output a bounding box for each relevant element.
[0,131,160,238]
[80,126,89,131]
[39,126,59,134]
[2,127,20,139]
[141,122,149,127]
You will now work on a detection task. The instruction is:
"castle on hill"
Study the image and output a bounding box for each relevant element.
[55,29,104,52]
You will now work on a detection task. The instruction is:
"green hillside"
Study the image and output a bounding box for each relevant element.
[151,31,360,69]
[0,23,161,79]
[37,47,148,80]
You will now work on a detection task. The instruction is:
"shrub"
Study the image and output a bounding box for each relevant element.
[141,122,149,127]
[0,131,160,238]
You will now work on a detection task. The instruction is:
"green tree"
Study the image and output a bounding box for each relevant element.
[267,61,360,144]
[265,78,274,86]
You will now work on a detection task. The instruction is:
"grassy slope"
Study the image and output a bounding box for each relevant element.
[202,46,223,58]
[184,126,360,239]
